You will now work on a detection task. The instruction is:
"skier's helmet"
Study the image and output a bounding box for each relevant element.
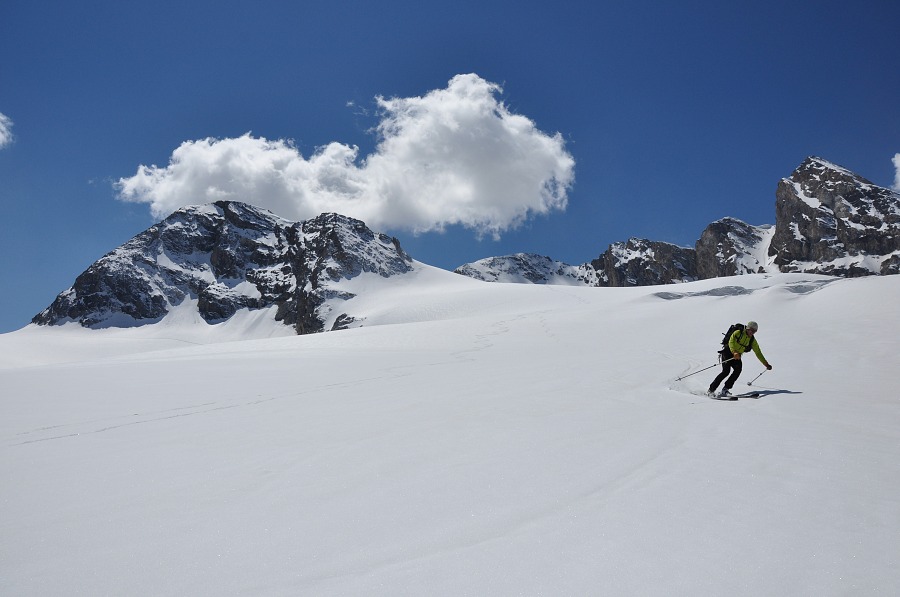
[746,321,759,332]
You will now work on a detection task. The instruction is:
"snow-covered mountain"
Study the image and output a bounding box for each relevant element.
[456,241,698,287]
[33,202,414,333]
[455,156,900,286]
[454,253,599,285]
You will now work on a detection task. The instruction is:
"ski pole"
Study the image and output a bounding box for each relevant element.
[676,358,733,381]
[747,370,766,386]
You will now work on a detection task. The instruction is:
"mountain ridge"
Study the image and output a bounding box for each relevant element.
[32,156,900,333]
[456,156,900,286]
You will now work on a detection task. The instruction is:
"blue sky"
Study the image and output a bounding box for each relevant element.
[1,0,898,333]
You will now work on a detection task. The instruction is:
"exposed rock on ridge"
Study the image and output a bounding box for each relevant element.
[455,157,900,286]
[33,202,413,333]
[590,238,698,287]
[695,217,773,279]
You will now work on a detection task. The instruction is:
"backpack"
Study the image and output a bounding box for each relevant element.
[721,323,753,352]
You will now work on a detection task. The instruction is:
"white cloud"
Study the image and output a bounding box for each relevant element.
[893,153,900,192]
[0,112,13,149]
[115,74,575,237]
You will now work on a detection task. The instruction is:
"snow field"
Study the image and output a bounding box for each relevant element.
[1,272,898,595]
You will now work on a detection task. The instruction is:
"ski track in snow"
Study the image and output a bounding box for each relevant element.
[7,306,546,448]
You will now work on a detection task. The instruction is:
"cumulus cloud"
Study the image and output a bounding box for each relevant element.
[893,153,900,192]
[115,74,575,237]
[0,112,13,149]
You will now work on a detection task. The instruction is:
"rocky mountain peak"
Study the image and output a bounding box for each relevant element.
[770,157,900,275]
[34,202,413,333]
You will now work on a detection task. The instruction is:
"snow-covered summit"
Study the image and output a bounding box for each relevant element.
[453,253,598,285]
[33,201,416,333]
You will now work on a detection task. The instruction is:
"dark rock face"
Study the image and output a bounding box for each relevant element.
[695,217,771,278]
[770,157,900,276]
[33,202,413,333]
[590,239,698,286]
[273,213,413,334]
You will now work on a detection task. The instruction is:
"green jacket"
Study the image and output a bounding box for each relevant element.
[727,329,768,366]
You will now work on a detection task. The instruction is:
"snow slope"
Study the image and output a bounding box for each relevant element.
[1,269,898,596]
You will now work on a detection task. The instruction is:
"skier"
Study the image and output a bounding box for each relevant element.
[708,321,772,398]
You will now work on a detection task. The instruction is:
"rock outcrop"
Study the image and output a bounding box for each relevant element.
[590,238,698,286]
[33,202,413,333]
[770,157,900,276]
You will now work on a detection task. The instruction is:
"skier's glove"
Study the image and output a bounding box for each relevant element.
[733,352,741,360]
[765,363,773,370]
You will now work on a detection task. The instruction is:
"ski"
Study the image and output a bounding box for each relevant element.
[677,390,760,402]
[706,392,760,400]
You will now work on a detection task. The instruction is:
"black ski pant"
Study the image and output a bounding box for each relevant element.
[710,352,742,392]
